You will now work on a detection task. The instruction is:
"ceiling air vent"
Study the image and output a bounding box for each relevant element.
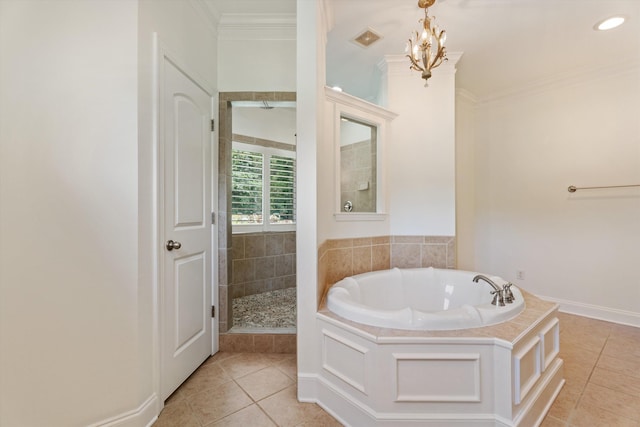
[352,27,383,48]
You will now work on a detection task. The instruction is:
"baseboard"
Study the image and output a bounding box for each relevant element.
[297,373,319,403]
[539,295,640,328]
[88,393,159,427]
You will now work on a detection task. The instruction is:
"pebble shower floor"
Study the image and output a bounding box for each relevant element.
[232,288,296,329]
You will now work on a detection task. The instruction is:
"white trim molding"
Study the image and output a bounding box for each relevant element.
[540,295,640,328]
[218,13,296,40]
[87,394,159,427]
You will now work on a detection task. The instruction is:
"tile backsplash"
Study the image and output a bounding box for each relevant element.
[317,235,455,308]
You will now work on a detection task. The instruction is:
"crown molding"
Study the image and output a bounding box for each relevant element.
[190,0,220,34]
[477,59,640,106]
[456,88,479,105]
[380,52,463,76]
[321,0,335,33]
[218,13,296,40]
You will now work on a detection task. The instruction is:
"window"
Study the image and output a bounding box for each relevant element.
[232,142,296,232]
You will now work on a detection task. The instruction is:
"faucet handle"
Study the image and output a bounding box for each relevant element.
[503,282,515,303]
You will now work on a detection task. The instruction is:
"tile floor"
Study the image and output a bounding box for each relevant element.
[541,312,640,427]
[153,352,341,427]
[155,312,640,426]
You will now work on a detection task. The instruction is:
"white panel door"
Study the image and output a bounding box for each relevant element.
[161,57,212,400]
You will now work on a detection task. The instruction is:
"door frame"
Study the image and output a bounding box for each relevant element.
[151,34,219,407]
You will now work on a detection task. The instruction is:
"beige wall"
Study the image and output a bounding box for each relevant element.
[466,66,640,324]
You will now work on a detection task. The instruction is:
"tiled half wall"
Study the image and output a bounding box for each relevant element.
[231,231,296,298]
[317,235,456,308]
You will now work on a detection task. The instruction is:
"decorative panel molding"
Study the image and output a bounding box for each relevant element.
[540,318,560,372]
[513,336,541,405]
[175,252,206,355]
[322,329,370,394]
[393,353,481,402]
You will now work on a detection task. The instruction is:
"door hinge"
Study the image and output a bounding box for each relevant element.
[211,306,215,318]
[211,212,216,225]
[210,119,215,132]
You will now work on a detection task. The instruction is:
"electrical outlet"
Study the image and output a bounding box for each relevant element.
[516,270,525,280]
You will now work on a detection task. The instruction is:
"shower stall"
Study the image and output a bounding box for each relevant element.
[218,92,297,349]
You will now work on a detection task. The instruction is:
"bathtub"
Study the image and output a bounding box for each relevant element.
[327,267,525,330]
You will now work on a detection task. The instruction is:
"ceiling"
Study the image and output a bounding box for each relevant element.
[209,0,640,102]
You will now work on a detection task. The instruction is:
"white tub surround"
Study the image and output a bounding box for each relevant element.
[315,290,563,426]
[327,268,524,330]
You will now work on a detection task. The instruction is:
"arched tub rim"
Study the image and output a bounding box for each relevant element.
[325,267,526,331]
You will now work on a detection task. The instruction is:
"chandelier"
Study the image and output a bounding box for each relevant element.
[406,0,448,86]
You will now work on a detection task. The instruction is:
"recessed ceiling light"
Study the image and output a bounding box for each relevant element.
[331,86,343,92]
[594,16,625,31]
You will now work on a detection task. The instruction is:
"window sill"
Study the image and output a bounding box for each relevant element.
[232,224,296,234]
[334,213,387,222]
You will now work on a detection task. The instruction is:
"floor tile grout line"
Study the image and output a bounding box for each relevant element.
[568,327,612,426]
[198,378,256,427]
[255,398,282,427]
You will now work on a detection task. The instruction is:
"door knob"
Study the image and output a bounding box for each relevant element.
[166,240,182,251]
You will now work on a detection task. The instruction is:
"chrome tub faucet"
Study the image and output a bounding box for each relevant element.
[473,275,515,306]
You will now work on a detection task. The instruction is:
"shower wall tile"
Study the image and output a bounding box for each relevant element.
[283,275,296,289]
[230,283,244,299]
[245,234,266,258]
[232,235,245,260]
[233,259,255,284]
[284,233,296,253]
[266,234,285,256]
[231,231,296,298]
[220,285,229,333]
[219,248,229,286]
[255,257,275,280]
[245,280,266,296]
[218,208,228,243]
[275,254,295,277]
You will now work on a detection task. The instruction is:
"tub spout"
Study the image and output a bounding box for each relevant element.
[491,290,506,307]
[472,274,502,292]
